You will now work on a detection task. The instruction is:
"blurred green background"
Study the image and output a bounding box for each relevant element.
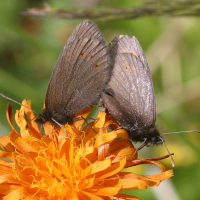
[0,0,200,199]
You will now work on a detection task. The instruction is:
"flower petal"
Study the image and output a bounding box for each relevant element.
[86,180,122,196]
[110,139,132,154]
[95,131,117,148]
[111,193,141,200]
[0,160,14,175]
[79,191,104,200]
[85,159,112,176]
[6,104,15,130]
[0,150,13,161]
[95,157,126,179]
[43,121,54,135]
[3,187,44,200]
[125,159,169,172]
[21,100,40,133]
[0,135,15,152]
[27,125,42,139]
[9,130,34,153]
[93,111,106,130]
[111,148,136,163]
[146,170,174,183]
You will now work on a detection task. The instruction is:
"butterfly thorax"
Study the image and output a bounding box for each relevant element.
[127,125,163,145]
[36,108,74,124]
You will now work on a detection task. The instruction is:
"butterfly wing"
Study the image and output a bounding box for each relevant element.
[45,20,111,121]
[102,35,156,130]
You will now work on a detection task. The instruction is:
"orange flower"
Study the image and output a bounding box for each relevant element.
[0,100,173,200]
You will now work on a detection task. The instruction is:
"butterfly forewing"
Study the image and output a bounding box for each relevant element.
[102,35,156,130]
[65,20,104,46]
[44,20,111,123]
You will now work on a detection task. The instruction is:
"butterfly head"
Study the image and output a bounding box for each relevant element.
[36,108,74,125]
[127,125,163,146]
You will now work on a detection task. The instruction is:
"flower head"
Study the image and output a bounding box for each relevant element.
[0,100,173,199]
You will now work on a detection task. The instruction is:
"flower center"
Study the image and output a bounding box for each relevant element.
[13,137,90,198]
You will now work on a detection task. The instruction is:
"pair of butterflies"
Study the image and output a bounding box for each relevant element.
[37,20,161,147]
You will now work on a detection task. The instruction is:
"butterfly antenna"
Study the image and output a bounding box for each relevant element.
[25,116,37,127]
[0,93,39,115]
[131,138,147,160]
[51,118,68,136]
[162,130,200,135]
[26,116,44,133]
[159,136,175,167]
